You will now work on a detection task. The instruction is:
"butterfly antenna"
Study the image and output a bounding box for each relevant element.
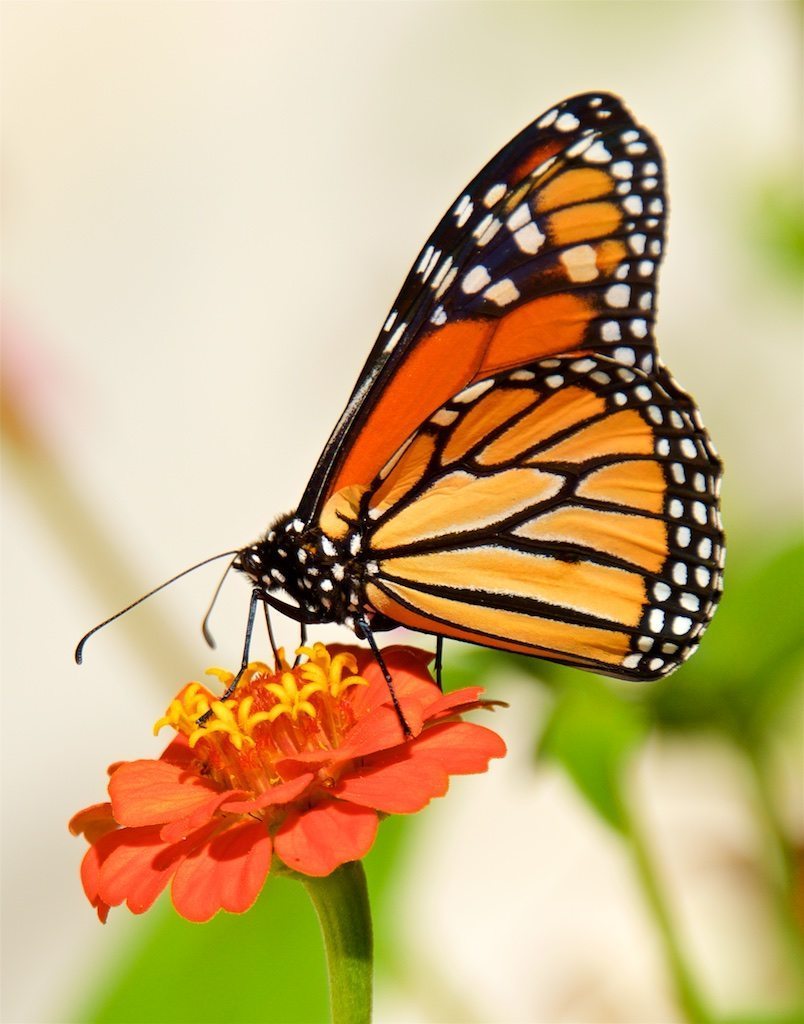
[201,554,238,649]
[75,550,239,664]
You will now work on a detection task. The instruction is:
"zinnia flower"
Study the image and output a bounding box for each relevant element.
[70,643,506,923]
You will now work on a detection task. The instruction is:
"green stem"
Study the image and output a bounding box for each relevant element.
[744,743,804,980]
[301,861,373,1024]
[626,812,712,1023]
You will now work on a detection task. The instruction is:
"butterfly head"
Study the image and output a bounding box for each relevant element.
[234,511,366,627]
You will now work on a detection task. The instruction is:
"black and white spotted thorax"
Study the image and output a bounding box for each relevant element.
[235,512,377,628]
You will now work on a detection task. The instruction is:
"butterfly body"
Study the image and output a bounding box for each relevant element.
[236,92,724,683]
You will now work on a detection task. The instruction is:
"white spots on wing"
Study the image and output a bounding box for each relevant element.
[681,593,700,612]
[570,358,596,373]
[629,319,647,339]
[514,222,546,255]
[454,194,474,228]
[384,321,407,353]
[483,182,507,207]
[606,284,630,308]
[692,501,708,525]
[461,265,491,294]
[671,463,685,484]
[675,526,691,549]
[613,346,635,365]
[435,267,458,299]
[510,369,535,381]
[629,233,646,255]
[349,534,362,556]
[507,203,531,232]
[644,161,659,176]
[623,195,643,216]
[537,107,559,128]
[611,160,633,180]
[321,536,337,557]
[696,566,711,587]
[626,142,648,156]
[555,111,580,132]
[680,437,697,459]
[672,616,692,636]
[431,408,459,427]
[669,498,683,518]
[584,140,612,164]
[601,320,621,342]
[673,561,688,585]
[484,278,520,307]
[384,310,397,332]
[454,378,494,404]
[638,260,654,277]
[431,256,454,290]
[612,392,627,406]
[634,384,652,402]
[430,305,447,326]
[649,609,665,633]
[623,653,641,669]
[418,245,440,281]
[656,438,670,457]
[637,636,654,652]
[639,291,653,310]
[545,374,564,389]
[643,178,658,190]
[698,537,712,560]
[653,582,671,601]
[647,405,663,424]
[560,244,598,283]
[474,214,502,246]
[649,198,664,214]
[621,129,639,143]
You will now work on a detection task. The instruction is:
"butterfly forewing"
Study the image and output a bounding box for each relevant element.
[298,92,667,522]
[360,356,723,681]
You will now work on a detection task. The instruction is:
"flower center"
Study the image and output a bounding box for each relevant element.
[153,643,368,794]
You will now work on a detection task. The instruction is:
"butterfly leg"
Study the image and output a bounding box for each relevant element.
[356,614,413,738]
[197,589,260,724]
[293,622,308,667]
[263,602,280,665]
[435,636,444,691]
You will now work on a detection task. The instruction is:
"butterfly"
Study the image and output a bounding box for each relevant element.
[231,92,724,687]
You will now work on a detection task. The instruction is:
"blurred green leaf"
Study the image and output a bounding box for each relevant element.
[79,874,328,1024]
[537,673,648,832]
[748,175,804,285]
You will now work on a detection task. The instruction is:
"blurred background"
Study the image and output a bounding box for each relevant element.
[2,2,802,1022]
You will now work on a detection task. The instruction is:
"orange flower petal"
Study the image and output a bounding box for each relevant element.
[340,701,426,759]
[274,802,378,876]
[423,686,488,720]
[349,646,436,718]
[79,842,111,923]
[333,754,450,813]
[404,721,508,773]
[69,802,117,844]
[171,821,272,922]
[97,822,219,915]
[109,759,223,827]
[221,773,315,814]
[159,790,248,843]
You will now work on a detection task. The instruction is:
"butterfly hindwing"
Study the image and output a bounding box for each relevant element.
[299,92,667,522]
[360,356,723,681]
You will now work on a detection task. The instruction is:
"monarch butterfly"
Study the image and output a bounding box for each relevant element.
[78,92,724,694]
[229,90,724,687]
